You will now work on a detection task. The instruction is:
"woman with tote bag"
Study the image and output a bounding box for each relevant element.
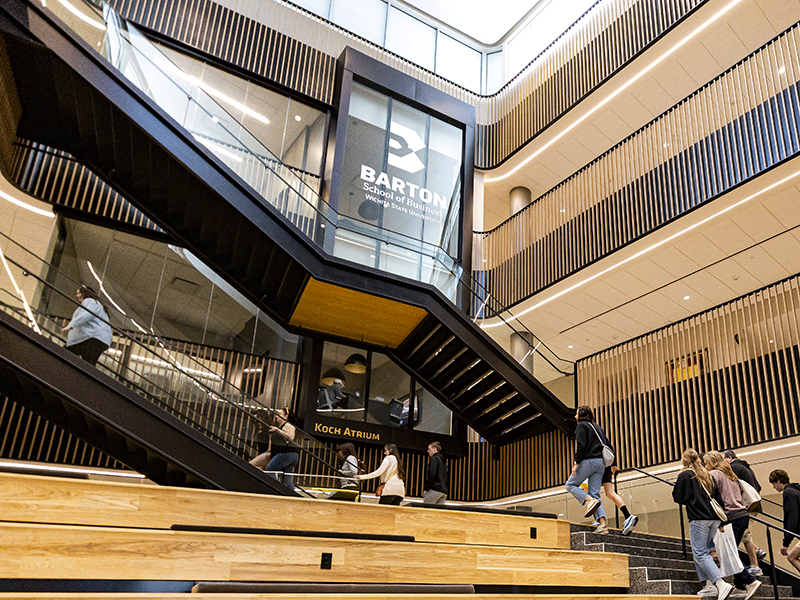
[672,448,735,600]
[704,450,761,600]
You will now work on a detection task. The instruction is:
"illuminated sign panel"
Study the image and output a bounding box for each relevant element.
[338,83,463,262]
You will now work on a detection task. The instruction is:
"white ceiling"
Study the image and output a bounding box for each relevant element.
[480,0,800,231]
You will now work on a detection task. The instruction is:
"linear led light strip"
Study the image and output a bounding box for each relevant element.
[0,190,54,218]
[57,0,106,31]
[483,0,744,184]
[86,261,147,333]
[482,166,800,329]
[108,347,222,379]
[0,460,144,478]
[0,246,43,334]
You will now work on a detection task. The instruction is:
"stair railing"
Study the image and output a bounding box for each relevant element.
[615,465,795,600]
[0,230,343,491]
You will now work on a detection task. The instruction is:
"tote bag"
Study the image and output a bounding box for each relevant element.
[739,479,762,511]
[714,523,745,577]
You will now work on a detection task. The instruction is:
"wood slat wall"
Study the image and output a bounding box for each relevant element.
[580,274,800,467]
[475,21,800,310]
[105,0,705,169]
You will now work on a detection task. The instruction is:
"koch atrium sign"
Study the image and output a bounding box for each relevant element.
[337,82,464,262]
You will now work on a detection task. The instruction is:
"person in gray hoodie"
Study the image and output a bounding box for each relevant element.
[61,285,113,366]
[769,469,800,573]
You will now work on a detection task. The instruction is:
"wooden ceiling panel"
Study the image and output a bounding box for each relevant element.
[290,277,428,349]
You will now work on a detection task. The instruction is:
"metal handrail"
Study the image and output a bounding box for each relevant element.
[614,466,796,600]
[0,235,342,480]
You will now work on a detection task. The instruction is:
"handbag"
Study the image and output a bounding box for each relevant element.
[375,469,396,497]
[739,479,762,512]
[714,523,745,577]
[700,478,728,522]
[590,424,615,467]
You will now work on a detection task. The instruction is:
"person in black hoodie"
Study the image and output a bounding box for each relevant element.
[565,406,608,534]
[724,449,766,572]
[673,448,735,600]
[423,441,448,504]
[769,469,800,573]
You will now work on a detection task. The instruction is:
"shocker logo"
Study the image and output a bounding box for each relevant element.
[388,121,425,174]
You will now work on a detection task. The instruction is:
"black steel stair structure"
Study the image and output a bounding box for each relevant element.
[0,0,574,445]
[0,308,295,495]
[571,524,800,598]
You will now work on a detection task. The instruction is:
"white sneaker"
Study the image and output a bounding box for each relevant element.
[744,580,761,600]
[716,580,734,600]
[697,582,716,596]
[622,514,639,536]
[594,523,609,534]
[583,497,601,518]
[749,566,763,576]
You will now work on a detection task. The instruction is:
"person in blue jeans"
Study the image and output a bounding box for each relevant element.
[673,448,735,600]
[249,407,299,490]
[565,406,608,533]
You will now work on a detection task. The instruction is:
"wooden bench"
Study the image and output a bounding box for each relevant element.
[0,472,570,549]
[0,522,628,587]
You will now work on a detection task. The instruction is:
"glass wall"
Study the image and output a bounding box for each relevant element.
[284,0,610,94]
[316,341,452,435]
[156,44,327,188]
[335,82,464,276]
[43,217,301,362]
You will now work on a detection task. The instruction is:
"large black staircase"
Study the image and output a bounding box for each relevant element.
[0,0,573,445]
[0,309,295,495]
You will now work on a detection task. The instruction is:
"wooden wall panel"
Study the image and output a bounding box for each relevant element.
[579,275,800,468]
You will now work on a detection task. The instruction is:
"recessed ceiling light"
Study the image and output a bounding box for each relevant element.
[320,223,325,229]
[370,254,376,259]
[560,208,566,213]
[482,258,487,262]
[779,66,786,75]
[211,116,219,123]
[770,340,774,344]
[663,142,670,148]
[568,345,573,349]
[295,115,302,121]
[684,295,690,300]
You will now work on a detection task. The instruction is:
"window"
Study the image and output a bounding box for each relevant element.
[385,7,436,72]
[330,0,387,46]
[436,34,481,92]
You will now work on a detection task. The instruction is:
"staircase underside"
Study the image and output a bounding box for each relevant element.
[0,0,573,445]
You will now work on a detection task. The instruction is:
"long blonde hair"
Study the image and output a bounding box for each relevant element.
[682,448,715,493]
[703,450,738,482]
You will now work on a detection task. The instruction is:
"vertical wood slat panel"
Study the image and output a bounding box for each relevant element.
[579,273,800,475]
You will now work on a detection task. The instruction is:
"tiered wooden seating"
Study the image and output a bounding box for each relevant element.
[0,472,569,549]
[0,472,695,599]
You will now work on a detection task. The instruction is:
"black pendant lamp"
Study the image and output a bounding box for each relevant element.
[321,367,347,386]
[344,353,368,374]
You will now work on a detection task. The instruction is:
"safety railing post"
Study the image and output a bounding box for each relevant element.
[766,527,779,600]
[679,504,687,560]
